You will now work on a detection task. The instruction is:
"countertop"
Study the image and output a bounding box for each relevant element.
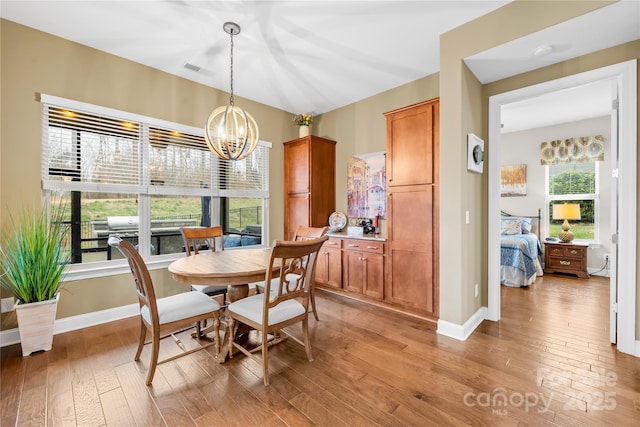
[326,230,387,242]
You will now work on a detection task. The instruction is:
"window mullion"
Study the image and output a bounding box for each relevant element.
[138,124,151,258]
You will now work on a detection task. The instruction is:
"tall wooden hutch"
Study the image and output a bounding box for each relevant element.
[384,98,440,319]
[283,136,336,240]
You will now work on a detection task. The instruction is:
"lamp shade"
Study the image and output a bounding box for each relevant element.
[552,203,581,220]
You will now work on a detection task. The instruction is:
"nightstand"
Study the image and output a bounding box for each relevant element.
[544,241,589,279]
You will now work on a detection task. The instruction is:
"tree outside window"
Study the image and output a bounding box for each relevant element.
[547,163,598,241]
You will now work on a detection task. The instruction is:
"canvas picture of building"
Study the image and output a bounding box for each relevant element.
[347,151,386,219]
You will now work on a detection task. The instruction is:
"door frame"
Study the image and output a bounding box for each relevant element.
[487,60,637,356]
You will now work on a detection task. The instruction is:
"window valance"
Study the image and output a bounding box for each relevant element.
[540,135,605,165]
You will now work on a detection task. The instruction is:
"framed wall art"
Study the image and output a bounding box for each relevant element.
[500,164,527,197]
[347,151,386,219]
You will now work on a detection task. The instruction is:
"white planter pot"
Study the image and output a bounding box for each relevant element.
[15,293,59,356]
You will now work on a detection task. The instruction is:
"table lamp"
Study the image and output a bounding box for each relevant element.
[552,203,581,243]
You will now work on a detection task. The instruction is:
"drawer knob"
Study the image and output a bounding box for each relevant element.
[367,246,378,250]
[570,250,578,255]
[560,260,571,266]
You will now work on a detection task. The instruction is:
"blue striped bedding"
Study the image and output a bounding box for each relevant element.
[500,233,542,280]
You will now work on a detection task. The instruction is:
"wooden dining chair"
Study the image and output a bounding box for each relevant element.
[108,236,221,386]
[292,226,329,320]
[180,226,229,304]
[256,225,329,320]
[227,236,328,386]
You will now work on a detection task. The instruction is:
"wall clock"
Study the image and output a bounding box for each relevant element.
[467,133,484,174]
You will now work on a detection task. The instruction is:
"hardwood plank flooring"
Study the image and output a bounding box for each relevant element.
[2,274,639,426]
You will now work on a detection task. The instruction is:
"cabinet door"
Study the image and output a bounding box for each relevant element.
[286,194,310,240]
[316,239,342,289]
[386,184,436,314]
[284,140,309,194]
[385,100,437,187]
[363,253,384,300]
[343,250,364,294]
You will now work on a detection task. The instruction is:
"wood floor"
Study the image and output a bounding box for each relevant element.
[2,274,639,426]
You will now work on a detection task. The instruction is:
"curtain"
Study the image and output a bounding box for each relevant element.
[540,135,605,165]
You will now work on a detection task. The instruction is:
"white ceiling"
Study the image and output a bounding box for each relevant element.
[500,79,614,134]
[1,0,639,129]
[465,0,639,133]
[0,0,509,115]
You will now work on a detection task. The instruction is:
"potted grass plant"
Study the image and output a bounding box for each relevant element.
[0,203,69,356]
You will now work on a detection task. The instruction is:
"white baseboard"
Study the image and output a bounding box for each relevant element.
[437,306,487,341]
[0,303,138,348]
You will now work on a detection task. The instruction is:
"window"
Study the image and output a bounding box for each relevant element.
[41,95,270,269]
[546,162,599,241]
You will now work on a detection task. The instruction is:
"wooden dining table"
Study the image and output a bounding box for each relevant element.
[168,246,278,362]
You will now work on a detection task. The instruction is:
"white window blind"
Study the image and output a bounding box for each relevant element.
[41,96,270,197]
[548,162,596,195]
[43,105,141,192]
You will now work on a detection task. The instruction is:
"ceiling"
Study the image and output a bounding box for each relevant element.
[465,0,639,133]
[1,0,639,129]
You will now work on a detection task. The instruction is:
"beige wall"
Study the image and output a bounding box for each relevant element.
[438,0,621,325]
[315,76,440,222]
[0,20,295,327]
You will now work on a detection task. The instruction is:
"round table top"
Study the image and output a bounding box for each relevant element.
[168,247,275,286]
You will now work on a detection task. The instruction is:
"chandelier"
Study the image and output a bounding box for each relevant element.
[205,22,259,161]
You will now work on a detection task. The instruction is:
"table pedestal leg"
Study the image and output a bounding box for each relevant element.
[215,283,250,363]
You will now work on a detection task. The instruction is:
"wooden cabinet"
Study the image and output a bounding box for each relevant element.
[315,238,342,289]
[386,100,436,186]
[384,99,439,319]
[342,240,385,300]
[544,242,589,278]
[315,235,386,301]
[284,136,336,240]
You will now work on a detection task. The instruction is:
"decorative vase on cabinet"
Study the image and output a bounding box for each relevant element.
[298,125,310,138]
[283,135,336,240]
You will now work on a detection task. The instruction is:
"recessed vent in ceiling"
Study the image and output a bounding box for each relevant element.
[183,62,201,72]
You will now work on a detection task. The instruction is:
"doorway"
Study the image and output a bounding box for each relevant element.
[487,60,637,356]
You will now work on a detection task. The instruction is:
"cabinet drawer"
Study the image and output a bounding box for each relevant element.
[564,246,585,259]
[547,245,585,259]
[322,238,342,250]
[547,246,564,258]
[547,257,584,271]
[343,240,384,254]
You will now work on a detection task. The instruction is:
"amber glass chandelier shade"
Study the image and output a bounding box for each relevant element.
[205,104,259,161]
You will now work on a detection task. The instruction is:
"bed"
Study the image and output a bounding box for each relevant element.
[500,210,544,287]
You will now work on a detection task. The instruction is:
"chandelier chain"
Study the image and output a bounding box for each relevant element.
[229,28,235,106]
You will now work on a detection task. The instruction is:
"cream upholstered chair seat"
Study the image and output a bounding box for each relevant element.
[226,294,306,326]
[140,292,219,325]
